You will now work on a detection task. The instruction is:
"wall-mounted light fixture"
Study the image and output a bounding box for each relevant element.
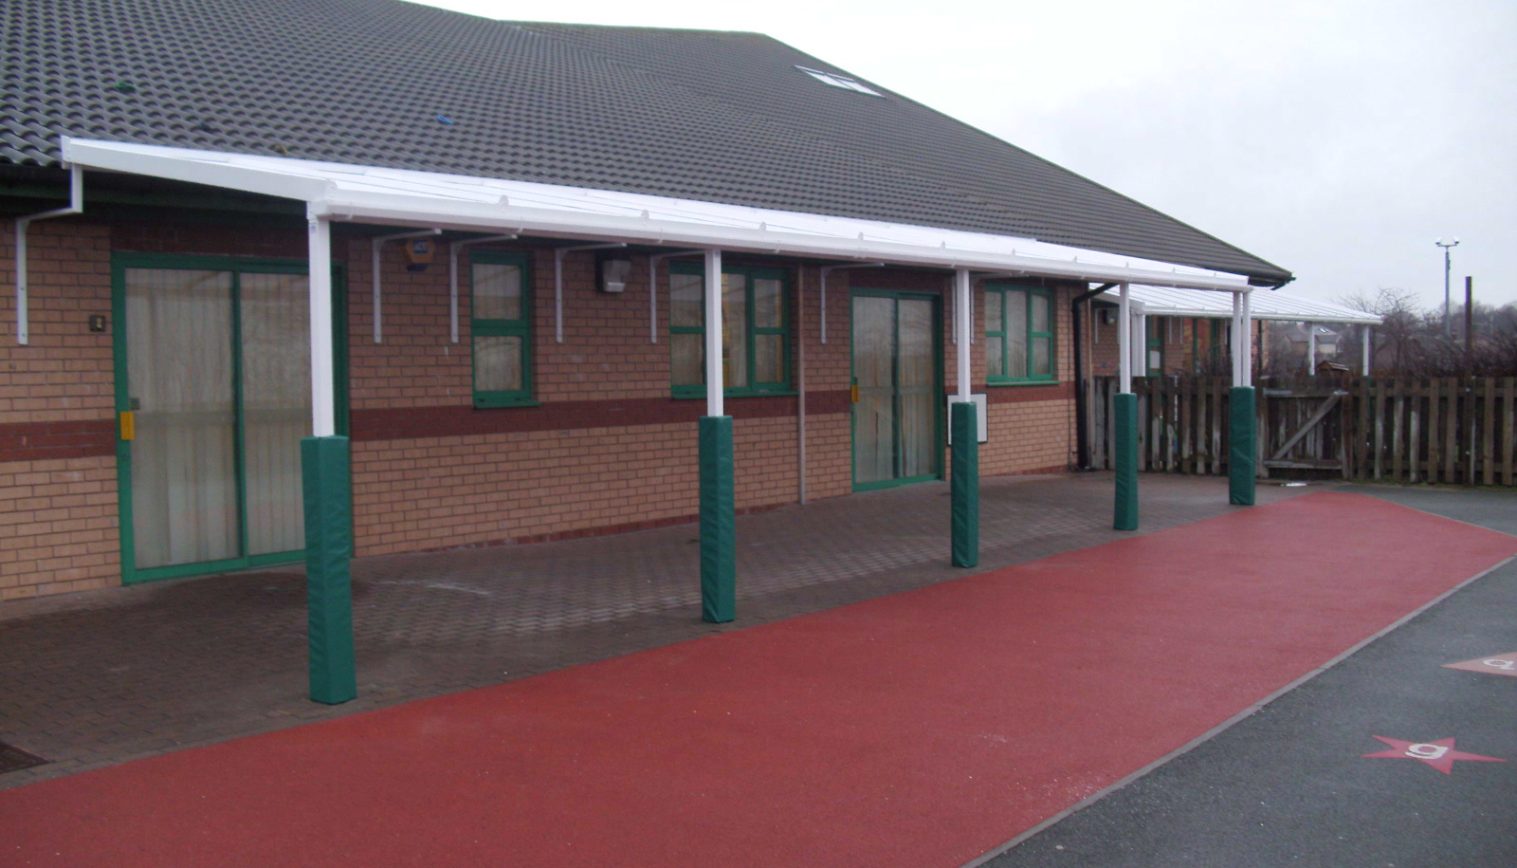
[598,253,633,294]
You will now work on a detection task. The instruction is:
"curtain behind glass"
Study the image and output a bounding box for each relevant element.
[853,296,895,484]
[897,298,936,478]
[241,272,312,557]
[126,269,238,569]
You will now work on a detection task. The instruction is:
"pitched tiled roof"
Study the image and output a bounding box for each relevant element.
[1,0,1291,282]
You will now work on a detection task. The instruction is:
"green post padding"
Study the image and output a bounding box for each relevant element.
[950,401,980,568]
[698,416,736,623]
[1113,393,1139,531]
[302,435,357,705]
[1228,386,1257,506]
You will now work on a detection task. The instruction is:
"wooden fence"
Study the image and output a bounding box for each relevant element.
[1086,376,1516,486]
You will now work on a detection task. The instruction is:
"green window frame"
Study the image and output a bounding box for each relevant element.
[669,262,791,398]
[470,251,534,408]
[984,283,1055,384]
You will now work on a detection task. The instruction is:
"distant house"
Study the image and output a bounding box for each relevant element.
[2,0,1291,601]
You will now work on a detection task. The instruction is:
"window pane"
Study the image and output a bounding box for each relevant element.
[1033,337,1052,377]
[671,333,703,386]
[670,272,703,328]
[986,334,1003,379]
[475,335,523,392]
[984,291,1001,334]
[753,278,783,328]
[1007,290,1028,378]
[1031,292,1049,332]
[755,334,783,384]
[473,262,521,321]
[722,274,747,388]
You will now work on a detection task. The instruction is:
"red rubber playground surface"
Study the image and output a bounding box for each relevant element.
[4,492,1515,866]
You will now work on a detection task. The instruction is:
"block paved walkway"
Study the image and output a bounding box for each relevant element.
[0,472,1297,790]
[3,488,1512,866]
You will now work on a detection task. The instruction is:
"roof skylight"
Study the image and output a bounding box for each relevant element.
[795,66,881,97]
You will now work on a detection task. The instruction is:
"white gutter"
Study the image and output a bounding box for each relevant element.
[447,234,517,343]
[14,165,84,345]
[371,228,440,343]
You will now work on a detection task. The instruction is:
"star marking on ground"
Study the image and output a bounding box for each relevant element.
[1362,736,1506,775]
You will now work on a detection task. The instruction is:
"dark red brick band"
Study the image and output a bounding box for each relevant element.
[0,420,116,463]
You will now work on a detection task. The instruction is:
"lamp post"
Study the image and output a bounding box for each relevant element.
[1435,238,1460,338]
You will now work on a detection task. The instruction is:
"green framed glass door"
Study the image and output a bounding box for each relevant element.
[851,290,943,490]
[112,254,346,584]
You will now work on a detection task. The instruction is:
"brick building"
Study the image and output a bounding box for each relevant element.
[2,1,1291,605]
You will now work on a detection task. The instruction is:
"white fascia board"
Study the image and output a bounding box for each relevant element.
[62,137,332,203]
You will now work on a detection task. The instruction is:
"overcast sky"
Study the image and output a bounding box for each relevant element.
[420,0,1515,310]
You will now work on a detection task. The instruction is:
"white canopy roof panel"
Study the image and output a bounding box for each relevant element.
[1096,283,1381,325]
[60,137,1258,293]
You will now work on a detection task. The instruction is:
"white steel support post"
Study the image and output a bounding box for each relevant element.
[1113,282,1138,529]
[309,217,336,437]
[704,249,724,417]
[1306,322,1317,378]
[1240,289,1253,388]
[698,248,734,622]
[303,212,356,705]
[1230,292,1242,386]
[1363,325,1372,374]
[949,268,978,566]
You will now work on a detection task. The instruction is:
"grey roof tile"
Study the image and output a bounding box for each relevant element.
[1,0,1289,282]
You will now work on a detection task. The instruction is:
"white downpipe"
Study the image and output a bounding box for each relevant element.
[553,242,625,344]
[1118,283,1132,394]
[308,214,337,437]
[648,249,703,345]
[817,263,884,345]
[954,267,971,401]
[371,228,439,343]
[14,165,84,345]
[1363,324,1372,375]
[447,234,517,343]
[704,249,724,417]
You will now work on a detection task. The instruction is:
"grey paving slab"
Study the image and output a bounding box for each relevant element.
[0,472,1296,790]
[986,484,1517,868]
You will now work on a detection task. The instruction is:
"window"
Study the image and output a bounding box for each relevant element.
[670,263,790,397]
[470,251,533,407]
[795,65,882,96]
[1146,316,1165,375]
[985,284,1055,383]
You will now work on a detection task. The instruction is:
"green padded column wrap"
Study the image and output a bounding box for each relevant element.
[950,401,980,568]
[302,436,357,705]
[1113,393,1139,531]
[1228,386,1257,506]
[698,416,736,623]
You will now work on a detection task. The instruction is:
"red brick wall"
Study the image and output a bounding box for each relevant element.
[4,218,1081,599]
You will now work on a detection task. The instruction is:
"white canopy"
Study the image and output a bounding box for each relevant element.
[60,137,1258,293]
[1096,283,1381,325]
